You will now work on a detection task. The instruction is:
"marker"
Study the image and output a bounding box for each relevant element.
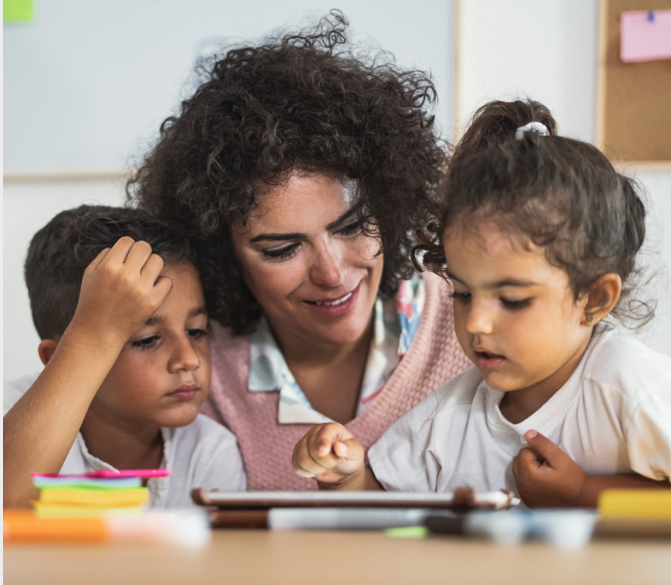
[3,509,210,547]
[425,510,596,549]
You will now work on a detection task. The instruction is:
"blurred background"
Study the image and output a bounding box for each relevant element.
[4,0,671,381]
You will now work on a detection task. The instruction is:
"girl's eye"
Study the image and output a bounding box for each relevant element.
[337,220,363,237]
[187,328,207,340]
[449,292,471,303]
[132,336,159,350]
[501,298,532,310]
[260,243,299,261]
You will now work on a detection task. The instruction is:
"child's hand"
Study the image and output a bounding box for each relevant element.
[70,237,173,347]
[292,423,365,490]
[512,430,587,508]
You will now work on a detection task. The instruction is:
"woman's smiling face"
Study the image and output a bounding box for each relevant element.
[231,171,384,351]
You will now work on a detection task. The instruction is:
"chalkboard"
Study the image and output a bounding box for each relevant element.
[3,0,455,177]
[597,0,671,163]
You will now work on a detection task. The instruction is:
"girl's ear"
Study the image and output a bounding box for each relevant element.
[583,273,622,326]
[38,339,59,366]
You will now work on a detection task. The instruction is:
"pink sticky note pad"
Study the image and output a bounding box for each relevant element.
[32,469,172,479]
[621,10,671,63]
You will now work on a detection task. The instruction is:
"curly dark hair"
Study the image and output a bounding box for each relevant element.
[127,11,446,335]
[415,98,653,327]
[25,205,194,340]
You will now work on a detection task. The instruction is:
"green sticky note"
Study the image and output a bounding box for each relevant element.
[4,0,34,23]
[385,526,429,539]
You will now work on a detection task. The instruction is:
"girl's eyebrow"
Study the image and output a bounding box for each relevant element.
[248,207,358,243]
[447,272,537,288]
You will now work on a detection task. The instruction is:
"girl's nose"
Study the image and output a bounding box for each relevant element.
[309,244,345,288]
[465,301,494,335]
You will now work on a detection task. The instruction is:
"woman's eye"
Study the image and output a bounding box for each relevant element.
[449,292,471,302]
[337,221,363,236]
[501,298,531,310]
[260,243,299,261]
[132,336,159,350]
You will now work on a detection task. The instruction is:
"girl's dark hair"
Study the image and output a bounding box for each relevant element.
[25,205,194,340]
[127,11,446,335]
[416,98,652,326]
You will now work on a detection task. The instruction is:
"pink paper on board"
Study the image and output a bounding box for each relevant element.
[620,10,671,63]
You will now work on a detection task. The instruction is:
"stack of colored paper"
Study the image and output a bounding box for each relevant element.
[31,473,150,518]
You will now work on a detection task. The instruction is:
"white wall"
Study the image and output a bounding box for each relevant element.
[3,1,455,380]
[3,0,455,174]
[456,0,671,358]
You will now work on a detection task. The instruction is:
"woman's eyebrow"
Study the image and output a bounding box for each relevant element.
[248,207,358,243]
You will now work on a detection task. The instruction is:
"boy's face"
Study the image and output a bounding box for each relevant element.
[443,221,592,404]
[88,262,211,430]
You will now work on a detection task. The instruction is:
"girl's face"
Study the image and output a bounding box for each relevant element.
[443,221,592,402]
[231,171,384,351]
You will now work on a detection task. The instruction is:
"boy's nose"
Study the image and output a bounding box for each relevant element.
[168,339,200,372]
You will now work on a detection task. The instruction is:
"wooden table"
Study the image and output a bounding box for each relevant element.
[5,529,671,585]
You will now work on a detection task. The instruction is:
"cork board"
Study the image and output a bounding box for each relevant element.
[597,0,671,163]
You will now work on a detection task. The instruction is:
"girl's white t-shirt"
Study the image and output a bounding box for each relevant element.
[369,323,671,495]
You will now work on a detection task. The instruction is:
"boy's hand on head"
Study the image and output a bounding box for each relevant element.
[292,423,365,490]
[512,430,587,508]
[71,237,173,346]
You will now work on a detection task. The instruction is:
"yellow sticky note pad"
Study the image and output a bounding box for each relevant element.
[38,487,148,507]
[3,0,34,23]
[599,489,671,519]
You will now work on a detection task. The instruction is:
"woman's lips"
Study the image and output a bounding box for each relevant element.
[474,350,505,370]
[303,284,360,318]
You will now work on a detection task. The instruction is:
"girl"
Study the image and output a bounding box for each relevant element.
[292,99,671,507]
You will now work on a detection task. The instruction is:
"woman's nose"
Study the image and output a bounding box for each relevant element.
[309,244,346,288]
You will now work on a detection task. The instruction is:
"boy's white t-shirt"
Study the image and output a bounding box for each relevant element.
[369,323,671,495]
[3,382,246,508]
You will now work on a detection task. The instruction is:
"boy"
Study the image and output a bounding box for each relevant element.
[3,205,246,508]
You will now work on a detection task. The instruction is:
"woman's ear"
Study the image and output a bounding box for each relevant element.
[38,339,59,366]
[583,273,622,326]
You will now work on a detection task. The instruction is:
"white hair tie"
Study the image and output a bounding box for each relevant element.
[515,121,549,140]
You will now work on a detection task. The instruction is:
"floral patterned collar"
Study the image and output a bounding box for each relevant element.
[248,274,425,424]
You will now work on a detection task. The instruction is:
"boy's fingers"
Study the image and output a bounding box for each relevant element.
[140,252,165,278]
[105,236,137,263]
[86,247,111,271]
[152,275,174,304]
[123,240,154,270]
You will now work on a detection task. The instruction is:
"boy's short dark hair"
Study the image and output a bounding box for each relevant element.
[25,205,195,340]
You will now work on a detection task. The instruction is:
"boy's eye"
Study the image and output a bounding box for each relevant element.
[501,298,532,310]
[187,328,207,340]
[132,336,159,350]
[449,291,471,302]
[260,243,299,261]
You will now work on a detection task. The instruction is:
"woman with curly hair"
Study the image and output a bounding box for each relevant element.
[129,11,470,490]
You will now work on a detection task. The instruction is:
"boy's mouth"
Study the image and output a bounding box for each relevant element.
[166,384,199,400]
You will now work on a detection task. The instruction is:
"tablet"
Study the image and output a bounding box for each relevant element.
[192,487,518,510]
